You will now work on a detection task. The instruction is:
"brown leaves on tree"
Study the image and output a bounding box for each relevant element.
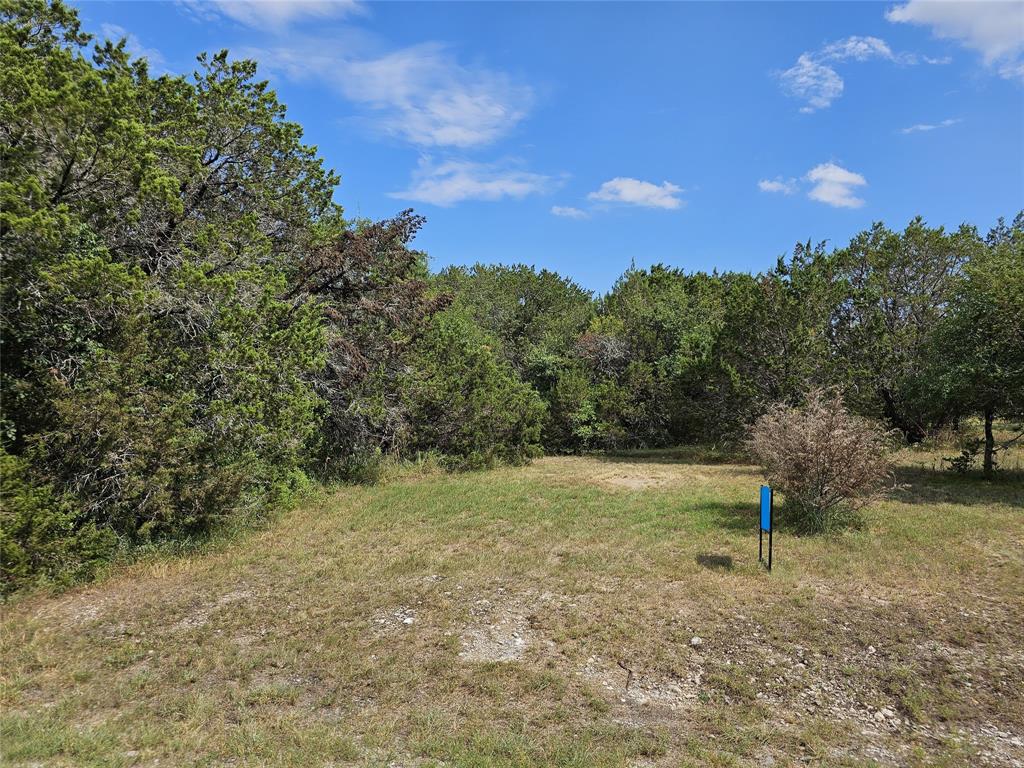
[747,389,896,533]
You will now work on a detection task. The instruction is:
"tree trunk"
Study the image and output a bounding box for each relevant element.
[983,407,995,476]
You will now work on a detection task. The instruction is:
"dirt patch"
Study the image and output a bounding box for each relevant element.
[579,653,699,712]
[528,455,756,493]
[371,605,419,634]
[459,611,533,662]
[458,593,532,663]
[171,588,253,632]
[528,457,680,492]
[31,589,123,628]
[457,589,558,663]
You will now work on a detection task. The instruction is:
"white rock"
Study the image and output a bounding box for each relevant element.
[690,636,703,648]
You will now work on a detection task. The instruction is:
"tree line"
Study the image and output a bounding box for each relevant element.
[2,1,1022,592]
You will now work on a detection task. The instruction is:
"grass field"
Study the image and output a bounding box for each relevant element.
[2,446,1023,767]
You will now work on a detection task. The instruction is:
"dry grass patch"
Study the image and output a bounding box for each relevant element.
[2,449,1022,767]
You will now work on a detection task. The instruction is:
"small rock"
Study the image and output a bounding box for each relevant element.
[402,616,415,625]
[690,636,703,648]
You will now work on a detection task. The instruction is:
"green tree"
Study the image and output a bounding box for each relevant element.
[691,246,839,438]
[435,264,593,450]
[937,214,1024,474]
[436,264,594,371]
[402,310,545,467]
[288,210,445,475]
[830,218,981,440]
[1,1,330,570]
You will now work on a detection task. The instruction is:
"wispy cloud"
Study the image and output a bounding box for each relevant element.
[99,23,168,72]
[389,158,557,207]
[178,0,362,28]
[587,177,684,209]
[551,205,589,219]
[887,0,1024,82]
[779,34,946,112]
[821,35,897,62]
[758,177,798,195]
[805,163,867,208]
[780,53,846,112]
[900,117,962,134]
[247,41,533,148]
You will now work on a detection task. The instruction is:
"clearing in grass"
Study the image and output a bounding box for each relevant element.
[2,446,1022,767]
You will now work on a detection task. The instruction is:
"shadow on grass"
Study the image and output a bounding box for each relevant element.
[596,445,752,466]
[893,467,1024,508]
[696,553,733,571]
[702,500,854,538]
[702,500,758,532]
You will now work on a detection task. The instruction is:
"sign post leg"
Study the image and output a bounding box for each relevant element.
[759,485,774,572]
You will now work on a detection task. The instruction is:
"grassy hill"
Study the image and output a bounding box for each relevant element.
[2,448,1022,767]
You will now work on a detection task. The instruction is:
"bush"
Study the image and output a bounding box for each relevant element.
[1,450,116,595]
[401,310,546,468]
[747,389,894,533]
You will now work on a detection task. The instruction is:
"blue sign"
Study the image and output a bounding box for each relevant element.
[760,485,772,532]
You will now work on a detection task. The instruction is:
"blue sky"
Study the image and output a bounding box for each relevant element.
[77,1,1024,291]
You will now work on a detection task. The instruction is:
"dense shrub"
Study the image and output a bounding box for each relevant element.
[747,390,894,533]
[1,450,115,594]
[0,1,409,586]
[401,310,545,468]
[434,264,594,452]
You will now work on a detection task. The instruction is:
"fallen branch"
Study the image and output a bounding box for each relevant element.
[616,659,634,691]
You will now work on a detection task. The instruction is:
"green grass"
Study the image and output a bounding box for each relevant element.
[2,448,1022,767]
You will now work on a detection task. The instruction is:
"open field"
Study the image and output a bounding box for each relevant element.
[2,448,1023,768]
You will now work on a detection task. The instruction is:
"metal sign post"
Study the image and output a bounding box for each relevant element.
[758,485,773,571]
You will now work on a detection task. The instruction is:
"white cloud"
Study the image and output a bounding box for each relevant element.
[780,54,845,112]
[820,35,896,61]
[551,205,589,219]
[247,41,533,148]
[779,34,945,111]
[758,177,798,195]
[179,0,361,27]
[99,23,167,72]
[999,59,1024,79]
[587,177,684,209]
[340,45,533,147]
[887,0,1024,80]
[805,162,868,208]
[900,117,962,134]
[389,158,556,207]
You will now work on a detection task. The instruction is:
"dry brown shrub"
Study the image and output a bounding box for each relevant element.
[746,389,895,533]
